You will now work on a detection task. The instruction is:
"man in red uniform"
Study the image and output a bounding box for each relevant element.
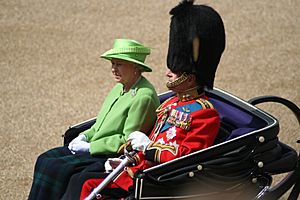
[62,1,226,199]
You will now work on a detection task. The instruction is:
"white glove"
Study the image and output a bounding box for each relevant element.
[127,131,151,152]
[68,140,90,154]
[104,158,123,172]
[68,134,87,150]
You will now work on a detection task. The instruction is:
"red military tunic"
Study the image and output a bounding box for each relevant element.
[80,94,220,199]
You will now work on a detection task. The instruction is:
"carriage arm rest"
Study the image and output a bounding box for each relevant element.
[248,95,300,125]
[62,117,96,145]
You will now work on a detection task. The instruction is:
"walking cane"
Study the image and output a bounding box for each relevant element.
[84,149,136,200]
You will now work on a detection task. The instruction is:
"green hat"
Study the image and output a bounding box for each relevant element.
[100,39,152,72]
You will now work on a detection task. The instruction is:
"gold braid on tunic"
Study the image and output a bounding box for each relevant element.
[177,86,204,101]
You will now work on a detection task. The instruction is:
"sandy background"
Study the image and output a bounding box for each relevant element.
[0,0,299,199]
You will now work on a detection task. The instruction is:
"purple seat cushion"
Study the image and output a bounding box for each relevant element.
[209,98,266,141]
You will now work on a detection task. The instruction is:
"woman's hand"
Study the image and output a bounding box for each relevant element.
[68,140,90,154]
[68,134,86,149]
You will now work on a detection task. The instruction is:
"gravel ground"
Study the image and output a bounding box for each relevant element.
[0,0,299,199]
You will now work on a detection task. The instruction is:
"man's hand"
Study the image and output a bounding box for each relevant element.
[104,158,123,172]
[127,131,151,152]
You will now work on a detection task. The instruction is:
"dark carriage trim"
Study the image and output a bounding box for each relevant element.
[135,178,247,200]
[247,95,300,199]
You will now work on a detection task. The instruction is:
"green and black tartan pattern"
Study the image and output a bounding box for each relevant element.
[28,146,107,200]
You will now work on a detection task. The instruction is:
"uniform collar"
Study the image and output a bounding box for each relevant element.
[176,86,204,101]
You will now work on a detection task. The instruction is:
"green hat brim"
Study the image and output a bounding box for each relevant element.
[101,54,152,72]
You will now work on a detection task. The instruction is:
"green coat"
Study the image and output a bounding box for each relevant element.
[83,76,160,155]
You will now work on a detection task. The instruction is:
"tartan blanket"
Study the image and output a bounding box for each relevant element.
[28,146,110,200]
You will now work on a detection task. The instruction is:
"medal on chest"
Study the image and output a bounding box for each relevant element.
[152,100,177,140]
[151,100,192,140]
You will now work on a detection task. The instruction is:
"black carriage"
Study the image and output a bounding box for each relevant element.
[64,88,300,200]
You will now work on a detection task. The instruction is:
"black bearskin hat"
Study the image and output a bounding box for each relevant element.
[167,0,225,89]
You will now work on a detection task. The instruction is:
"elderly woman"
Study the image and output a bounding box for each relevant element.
[28,39,160,200]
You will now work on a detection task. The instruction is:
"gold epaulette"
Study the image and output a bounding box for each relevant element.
[196,98,214,109]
